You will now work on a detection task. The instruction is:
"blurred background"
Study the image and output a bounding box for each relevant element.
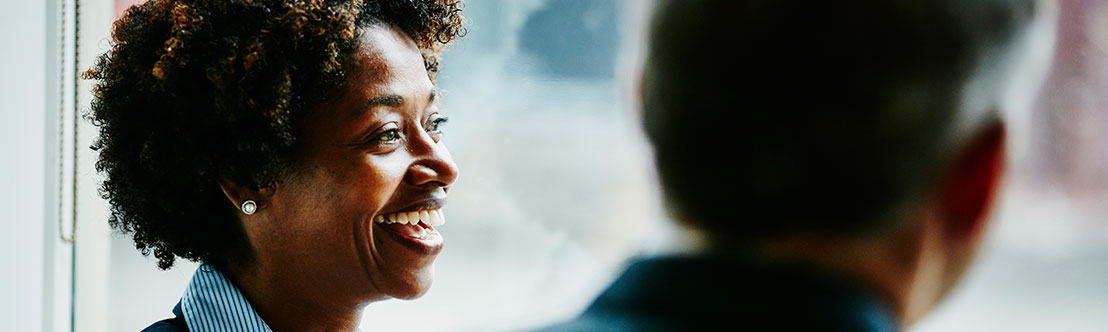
[1,0,1106,331]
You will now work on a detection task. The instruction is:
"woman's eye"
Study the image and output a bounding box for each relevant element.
[376,129,401,143]
[427,117,449,134]
[367,123,402,146]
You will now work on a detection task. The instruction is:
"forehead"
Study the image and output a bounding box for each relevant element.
[298,24,432,137]
[346,24,429,92]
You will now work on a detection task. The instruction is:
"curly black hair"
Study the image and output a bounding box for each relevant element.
[85,0,465,270]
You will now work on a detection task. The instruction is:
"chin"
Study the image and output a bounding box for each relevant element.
[393,287,431,300]
[387,264,436,300]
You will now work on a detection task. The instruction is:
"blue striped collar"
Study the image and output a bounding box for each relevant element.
[181,265,273,332]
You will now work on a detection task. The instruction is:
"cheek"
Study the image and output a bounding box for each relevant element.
[268,161,397,245]
[277,153,409,232]
[342,154,409,212]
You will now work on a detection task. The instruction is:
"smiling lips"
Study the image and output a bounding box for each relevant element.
[372,208,446,253]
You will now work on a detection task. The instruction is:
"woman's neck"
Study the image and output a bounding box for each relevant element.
[223,260,369,332]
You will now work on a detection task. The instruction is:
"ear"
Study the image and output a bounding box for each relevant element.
[937,120,1006,239]
[217,178,268,215]
[635,66,646,115]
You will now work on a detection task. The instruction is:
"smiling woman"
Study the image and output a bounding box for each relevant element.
[83,0,464,331]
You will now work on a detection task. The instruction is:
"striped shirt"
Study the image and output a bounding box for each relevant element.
[180,265,273,332]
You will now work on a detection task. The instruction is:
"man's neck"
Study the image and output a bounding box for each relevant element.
[684,222,930,329]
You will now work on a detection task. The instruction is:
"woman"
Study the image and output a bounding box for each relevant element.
[85,0,464,330]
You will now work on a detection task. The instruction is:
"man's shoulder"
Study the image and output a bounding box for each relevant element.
[530,255,761,331]
[531,255,900,332]
[533,312,682,332]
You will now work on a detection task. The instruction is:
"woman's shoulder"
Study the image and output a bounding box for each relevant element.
[140,301,189,332]
[141,318,188,332]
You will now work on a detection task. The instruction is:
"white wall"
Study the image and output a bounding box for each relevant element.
[73,0,114,330]
[0,0,49,330]
[0,0,75,331]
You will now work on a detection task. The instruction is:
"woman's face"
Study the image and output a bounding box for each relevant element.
[249,24,459,303]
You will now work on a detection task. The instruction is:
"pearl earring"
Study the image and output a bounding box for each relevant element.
[241,200,258,215]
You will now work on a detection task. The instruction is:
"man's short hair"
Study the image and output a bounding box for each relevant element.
[643,0,1036,240]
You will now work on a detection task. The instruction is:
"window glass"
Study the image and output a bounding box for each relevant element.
[95,1,1108,331]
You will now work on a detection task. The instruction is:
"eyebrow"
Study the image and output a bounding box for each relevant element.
[364,95,404,108]
[362,89,439,110]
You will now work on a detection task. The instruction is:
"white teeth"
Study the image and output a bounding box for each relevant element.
[432,209,444,226]
[428,210,440,226]
[373,208,446,227]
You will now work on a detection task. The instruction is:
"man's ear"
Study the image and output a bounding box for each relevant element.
[937,120,1006,239]
[217,178,268,214]
[635,66,646,116]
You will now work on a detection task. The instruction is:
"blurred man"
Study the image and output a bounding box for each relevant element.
[537,0,1046,331]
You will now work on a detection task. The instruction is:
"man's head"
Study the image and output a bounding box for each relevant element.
[642,0,1045,324]
[644,0,1035,243]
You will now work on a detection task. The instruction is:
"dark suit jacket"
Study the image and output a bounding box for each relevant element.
[534,255,899,331]
[142,301,189,332]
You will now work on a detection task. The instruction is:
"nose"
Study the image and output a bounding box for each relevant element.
[404,131,459,188]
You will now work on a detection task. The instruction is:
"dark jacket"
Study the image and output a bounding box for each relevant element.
[142,301,189,332]
[533,255,899,331]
